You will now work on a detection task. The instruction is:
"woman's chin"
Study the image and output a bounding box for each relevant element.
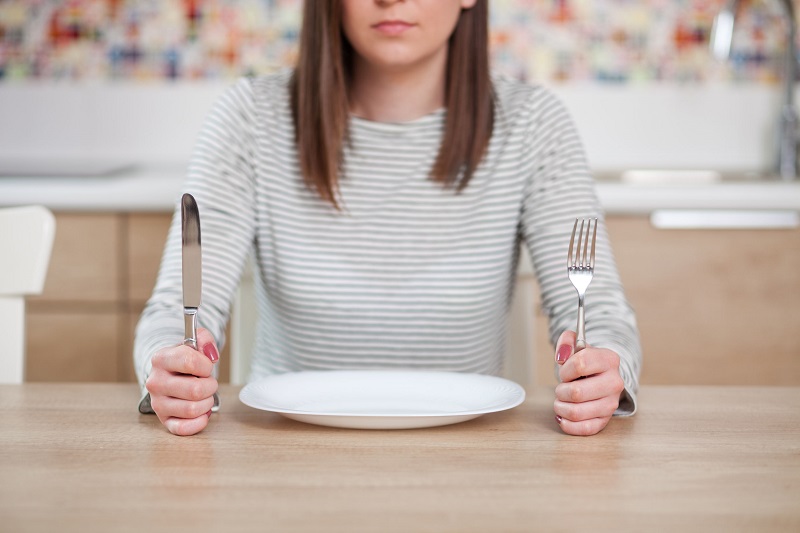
[360,52,440,74]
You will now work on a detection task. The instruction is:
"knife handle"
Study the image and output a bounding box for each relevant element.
[183,309,198,351]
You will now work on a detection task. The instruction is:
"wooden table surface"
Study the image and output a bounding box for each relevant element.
[1,384,799,532]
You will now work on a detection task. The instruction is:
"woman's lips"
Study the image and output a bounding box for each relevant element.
[372,20,415,36]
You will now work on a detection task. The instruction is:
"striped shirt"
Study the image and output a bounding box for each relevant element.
[134,69,641,415]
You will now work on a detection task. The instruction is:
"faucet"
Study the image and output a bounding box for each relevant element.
[710,0,798,181]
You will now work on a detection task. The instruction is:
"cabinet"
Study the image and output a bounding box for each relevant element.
[609,216,800,385]
[25,213,230,383]
[532,215,800,386]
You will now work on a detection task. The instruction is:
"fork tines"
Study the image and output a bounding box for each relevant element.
[568,218,598,270]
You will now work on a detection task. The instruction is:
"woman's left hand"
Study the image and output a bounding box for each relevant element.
[553,330,625,436]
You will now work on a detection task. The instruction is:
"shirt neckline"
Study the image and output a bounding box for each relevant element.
[349,108,446,135]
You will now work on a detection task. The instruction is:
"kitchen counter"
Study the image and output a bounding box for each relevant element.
[1,164,800,214]
[1,384,798,531]
[0,164,186,212]
[598,180,800,214]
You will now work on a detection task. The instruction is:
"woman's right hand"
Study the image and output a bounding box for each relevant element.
[145,327,220,436]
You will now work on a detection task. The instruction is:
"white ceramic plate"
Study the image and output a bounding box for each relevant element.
[239,370,526,430]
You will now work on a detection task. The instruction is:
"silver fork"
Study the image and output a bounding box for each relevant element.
[567,218,597,352]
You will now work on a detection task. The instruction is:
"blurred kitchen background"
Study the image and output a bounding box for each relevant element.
[0,0,789,82]
[0,1,798,388]
[0,0,797,170]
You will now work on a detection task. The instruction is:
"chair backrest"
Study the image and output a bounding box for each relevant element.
[0,206,56,384]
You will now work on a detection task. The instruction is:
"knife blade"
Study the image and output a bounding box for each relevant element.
[181,193,202,351]
[139,193,218,415]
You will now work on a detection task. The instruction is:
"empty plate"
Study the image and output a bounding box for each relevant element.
[239,370,526,430]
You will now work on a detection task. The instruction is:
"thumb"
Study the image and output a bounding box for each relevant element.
[196,327,220,363]
[554,330,577,366]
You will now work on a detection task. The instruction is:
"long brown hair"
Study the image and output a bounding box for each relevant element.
[290,0,494,208]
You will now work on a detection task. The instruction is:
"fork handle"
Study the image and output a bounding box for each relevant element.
[575,301,587,352]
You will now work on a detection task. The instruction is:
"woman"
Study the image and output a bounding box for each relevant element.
[136,0,641,437]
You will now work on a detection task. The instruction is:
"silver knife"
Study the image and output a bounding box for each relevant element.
[139,193,219,414]
[181,193,202,350]
[181,193,220,412]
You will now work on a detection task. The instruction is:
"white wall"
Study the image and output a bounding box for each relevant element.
[554,83,783,172]
[0,81,791,172]
[0,82,228,164]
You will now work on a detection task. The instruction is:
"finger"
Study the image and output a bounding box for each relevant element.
[556,415,612,436]
[558,347,619,383]
[151,346,214,378]
[554,330,577,365]
[146,372,218,402]
[163,413,212,436]
[554,395,620,422]
[150,394,216,421]
[196,327,220,363]
[555,370,625,403]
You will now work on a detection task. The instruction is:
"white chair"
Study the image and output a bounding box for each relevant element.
[229,247,537,387]
[0,206,56,384]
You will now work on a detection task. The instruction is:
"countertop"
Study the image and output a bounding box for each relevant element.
[1,384,798,532]
[1,164,800,214]
[0,164,186,212]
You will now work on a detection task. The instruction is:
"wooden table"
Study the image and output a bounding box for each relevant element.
[1,385,798,532]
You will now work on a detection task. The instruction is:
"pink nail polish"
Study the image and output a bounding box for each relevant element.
[206,410,212,418]
[203,343,219,363]
[555,415,563,424]
[555,344,571,364]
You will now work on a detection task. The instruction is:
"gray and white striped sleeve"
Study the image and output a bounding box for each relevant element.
[133,78,258,394]
[519,88,642,415]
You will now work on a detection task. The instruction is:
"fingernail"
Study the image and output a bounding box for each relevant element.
[203,343,219,363]
[555,344,571,365]
[206,410,212,418]
[555,415,563,424]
